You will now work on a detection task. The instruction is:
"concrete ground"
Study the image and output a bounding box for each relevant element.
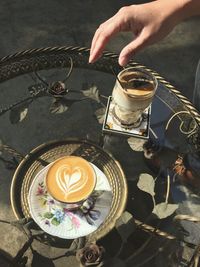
[0,0,200,266]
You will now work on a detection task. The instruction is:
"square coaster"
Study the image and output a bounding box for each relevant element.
[102,96,151,139]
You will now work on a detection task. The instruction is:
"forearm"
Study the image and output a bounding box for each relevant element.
[179,0,200,18]
[158,0,200,22]
[89,0,200,65]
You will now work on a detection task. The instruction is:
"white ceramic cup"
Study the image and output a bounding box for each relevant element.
[45,156,97,210]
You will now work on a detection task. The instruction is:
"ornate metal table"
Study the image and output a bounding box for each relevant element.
[0,46,200,267]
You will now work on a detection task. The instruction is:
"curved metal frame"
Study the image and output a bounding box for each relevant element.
[0,46,199,125]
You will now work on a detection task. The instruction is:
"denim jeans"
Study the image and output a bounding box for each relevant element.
[193,60,200,111]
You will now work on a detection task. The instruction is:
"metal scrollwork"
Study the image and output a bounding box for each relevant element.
[0,57,74,117]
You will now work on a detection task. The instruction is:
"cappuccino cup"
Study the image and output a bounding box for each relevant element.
[112,67,158,128]
[45,156,96,209]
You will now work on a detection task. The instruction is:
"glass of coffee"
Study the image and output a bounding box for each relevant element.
[112,67,158,128]
[45,156,97,209]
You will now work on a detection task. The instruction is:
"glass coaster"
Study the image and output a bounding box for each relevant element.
[102,96,151,139]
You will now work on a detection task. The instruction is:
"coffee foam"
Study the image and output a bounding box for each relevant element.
[46,156,96,203]
[119,72,154,97]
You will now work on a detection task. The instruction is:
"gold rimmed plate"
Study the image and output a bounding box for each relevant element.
[10,139,128,242]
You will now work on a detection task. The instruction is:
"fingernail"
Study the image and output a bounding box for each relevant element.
[119,56,127,67]
[89,54,94,63]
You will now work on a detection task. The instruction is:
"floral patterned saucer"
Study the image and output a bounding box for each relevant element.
[28,163,113,239]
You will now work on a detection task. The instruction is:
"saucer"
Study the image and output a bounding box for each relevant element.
[28,163,113,239]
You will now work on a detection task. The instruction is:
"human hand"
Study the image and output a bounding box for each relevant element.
[89,0,182,66]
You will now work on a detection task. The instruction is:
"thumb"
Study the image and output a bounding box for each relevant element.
[119,34,148,66]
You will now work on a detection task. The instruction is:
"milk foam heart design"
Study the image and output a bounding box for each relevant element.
[56,165,88,199]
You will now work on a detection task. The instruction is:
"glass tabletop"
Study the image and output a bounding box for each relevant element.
[0,46,200,266]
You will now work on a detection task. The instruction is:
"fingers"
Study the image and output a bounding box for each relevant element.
[90,15,116,54]
[89,6,151,66]
[119,33,149,66]
[89,16,121,63]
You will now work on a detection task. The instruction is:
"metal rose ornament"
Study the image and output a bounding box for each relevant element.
[48,81,67,96]
[173,153,200,193]
[76,243,105,267]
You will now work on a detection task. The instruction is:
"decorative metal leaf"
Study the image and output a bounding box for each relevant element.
[82,85,100,103]
[95,107,106,124]
[9,103,28,124]
[28,83,47,97]
[115,211,136,242]
[70,237,86,251]
[49,98,74,114]
[127,137,147,152]
[137,173,155,197]
[152,202,178,219]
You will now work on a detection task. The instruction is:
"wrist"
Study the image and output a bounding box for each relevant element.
[158,0,200,22]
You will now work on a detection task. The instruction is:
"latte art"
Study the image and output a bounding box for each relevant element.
[46,156,96,203]
[56,166,88,199]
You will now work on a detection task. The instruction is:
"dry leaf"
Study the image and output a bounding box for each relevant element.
[127,137,147,152]
[49,98,75,114]
[137,173,155,197]
[152,202,178,219]
[95,107,106,124]
[9,104,28,124]
[82,85,100,103]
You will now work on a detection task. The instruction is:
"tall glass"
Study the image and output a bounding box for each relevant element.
[112,67,158,128]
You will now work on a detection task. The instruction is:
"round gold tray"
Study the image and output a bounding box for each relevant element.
[10,138,127,242]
